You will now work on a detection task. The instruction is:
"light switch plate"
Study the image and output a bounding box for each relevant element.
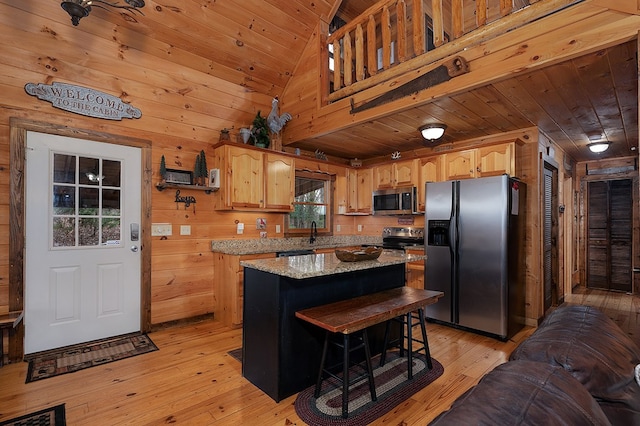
[152,223,172,236]
[180,225,191,235]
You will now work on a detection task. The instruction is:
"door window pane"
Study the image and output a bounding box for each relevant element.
[53,153,76,184]
[79,218,99,246]
[51,154,123,248]
[53,185,75,215]
[102,218,121,245]
[102,159,121,187]
[79,157,101,185]
[53,217,76,247]
[79,187,99,214]
[102,189,120,216]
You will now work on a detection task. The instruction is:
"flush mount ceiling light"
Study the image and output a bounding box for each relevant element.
[588,142,611,153]
[61,0,145,26]
[419,124,447,141]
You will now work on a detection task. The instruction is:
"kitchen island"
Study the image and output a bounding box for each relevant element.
[240,250,426,402]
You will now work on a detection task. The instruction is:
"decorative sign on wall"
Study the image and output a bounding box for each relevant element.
[24,82,142,120]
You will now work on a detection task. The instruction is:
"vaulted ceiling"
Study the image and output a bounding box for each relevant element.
[51,0,638,164]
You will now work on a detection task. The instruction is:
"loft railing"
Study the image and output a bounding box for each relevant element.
[325,0,535,102]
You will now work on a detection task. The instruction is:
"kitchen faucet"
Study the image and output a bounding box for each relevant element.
[310,221,317,244]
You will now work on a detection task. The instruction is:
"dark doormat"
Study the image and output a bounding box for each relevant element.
[228,348,242,362]
[295,351,444,425]
[0,403,66,426]
[24,332,158,383]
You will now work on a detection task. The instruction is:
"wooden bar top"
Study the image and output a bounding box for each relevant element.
[295,287,443,334]
[0,311,23,328]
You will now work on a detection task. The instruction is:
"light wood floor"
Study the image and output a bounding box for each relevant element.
[0,287,637,425]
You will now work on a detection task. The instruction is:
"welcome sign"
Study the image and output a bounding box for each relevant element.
[25,82,142,120]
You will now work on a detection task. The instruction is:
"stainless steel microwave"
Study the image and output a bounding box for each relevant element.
[372,186,417,215]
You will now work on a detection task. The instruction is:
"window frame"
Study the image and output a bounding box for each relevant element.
[285,170,334,237]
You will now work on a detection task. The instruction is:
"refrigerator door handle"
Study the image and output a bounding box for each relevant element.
[450,181,459,324]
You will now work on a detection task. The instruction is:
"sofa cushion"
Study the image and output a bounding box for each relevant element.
[510,304,640,425]
[429,360,611,425]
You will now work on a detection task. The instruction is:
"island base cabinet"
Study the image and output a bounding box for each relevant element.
[242,264,405,402]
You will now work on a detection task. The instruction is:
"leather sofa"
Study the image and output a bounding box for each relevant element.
[430,305,640,425]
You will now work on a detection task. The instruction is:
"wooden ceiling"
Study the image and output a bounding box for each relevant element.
[290,40,638,164]
[49,0,637,164]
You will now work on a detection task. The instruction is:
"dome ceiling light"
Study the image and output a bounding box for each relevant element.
[588,142,611,153]
[61,0,145,26]
[419,124,447,141]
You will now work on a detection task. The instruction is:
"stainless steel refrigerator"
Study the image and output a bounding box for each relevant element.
[424,175,526,340]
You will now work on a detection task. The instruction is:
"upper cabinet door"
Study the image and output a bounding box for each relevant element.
[264,153,294,211]
[346,168,372,214]
[394,159,418,187]
[477,143,514,177]
[226,147,264,209]
[442,149,476,180]
[374,163,395,189]
[373,159,418,189]
[417,156,441,212]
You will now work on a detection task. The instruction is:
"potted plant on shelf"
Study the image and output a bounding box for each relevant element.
[159,155,167,184]
[251,111,270,148]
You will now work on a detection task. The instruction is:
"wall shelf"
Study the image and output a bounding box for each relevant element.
[155,183,216,194]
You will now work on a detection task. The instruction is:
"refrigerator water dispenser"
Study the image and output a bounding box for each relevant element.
[427,220,449,246]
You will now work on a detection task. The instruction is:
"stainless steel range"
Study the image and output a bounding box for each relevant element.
[381,226,424,250]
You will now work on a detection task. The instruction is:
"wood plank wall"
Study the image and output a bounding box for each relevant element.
[0,0,282,326]
[0,0,585,335]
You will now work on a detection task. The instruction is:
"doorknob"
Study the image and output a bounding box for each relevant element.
[131,246,139,252]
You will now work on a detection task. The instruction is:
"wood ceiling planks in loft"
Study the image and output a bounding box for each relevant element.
[289,40,638,163]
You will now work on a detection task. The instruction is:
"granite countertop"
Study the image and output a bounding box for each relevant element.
[211,235,382,255]
[240,250,426,280]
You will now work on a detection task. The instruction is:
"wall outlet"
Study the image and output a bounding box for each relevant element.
[151,223,172,236]
[336,224,341,232]
[357,224,363,232]
[275,224,281,234]
[237,222,244,234]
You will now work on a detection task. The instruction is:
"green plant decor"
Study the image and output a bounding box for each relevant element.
[251,111,270,148]
[159,155,167,182]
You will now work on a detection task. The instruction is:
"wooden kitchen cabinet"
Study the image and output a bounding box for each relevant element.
[417,156,441,211]
[213,144,294,211]
[334,166,349,214]
[213,252,276,327]
[441,143,514,181]
[347,168,372,214]
[373,159,419,189]
[264,153,294,211]
[405,247,425,289]
[477,143,514,177]
[442,149,476,180]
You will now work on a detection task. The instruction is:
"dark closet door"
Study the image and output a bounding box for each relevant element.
[587,179,632,292]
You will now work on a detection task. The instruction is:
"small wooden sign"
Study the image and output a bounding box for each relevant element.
[24,82,141,120]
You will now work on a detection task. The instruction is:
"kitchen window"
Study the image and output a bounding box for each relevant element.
[286,171,333,236]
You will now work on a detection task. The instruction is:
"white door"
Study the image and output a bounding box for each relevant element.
[24,131,141,354]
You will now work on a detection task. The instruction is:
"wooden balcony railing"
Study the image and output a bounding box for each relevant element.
[326,0,535,103]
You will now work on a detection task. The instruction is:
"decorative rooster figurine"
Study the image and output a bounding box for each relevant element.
[267,96,292,134]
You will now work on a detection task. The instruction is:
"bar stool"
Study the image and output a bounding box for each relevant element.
[315,328,377,418]
[379,307,432,379]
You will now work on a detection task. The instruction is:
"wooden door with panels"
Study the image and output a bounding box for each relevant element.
[587,179,633,292]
